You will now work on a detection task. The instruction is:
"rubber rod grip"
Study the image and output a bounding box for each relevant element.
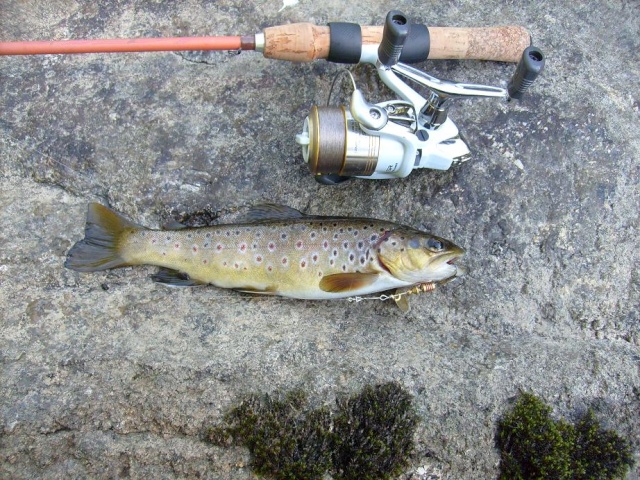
[263,23,530,63]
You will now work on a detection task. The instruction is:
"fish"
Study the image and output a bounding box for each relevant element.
[65,203,464,301]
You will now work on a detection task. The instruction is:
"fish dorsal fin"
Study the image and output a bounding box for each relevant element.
[151,268,204,287]
[237,204,307,222]
[319,272,380,293]
[162,220,188,230]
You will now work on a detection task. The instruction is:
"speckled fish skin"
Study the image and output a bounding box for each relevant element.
[65,203,464,300]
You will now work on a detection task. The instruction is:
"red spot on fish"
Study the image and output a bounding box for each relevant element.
[296,240,304,249]
[267,265,273,272]
[312,254,318,263]
[282,257,288,265]
[255,255,263,263]
[323,240,329,250]
[234,263,239,269]
[192,246,198,253]
[239,243,247,253]
[268,242,276,252]
[151,239,157,244]
[300,260,307,268]
[174,243,180,249]
[203,259,208,264]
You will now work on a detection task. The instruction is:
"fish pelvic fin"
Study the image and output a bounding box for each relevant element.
[65,203,142,272]
[150,268,204,287]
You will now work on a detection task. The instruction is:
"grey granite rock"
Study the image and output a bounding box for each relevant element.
[1,0,639,478]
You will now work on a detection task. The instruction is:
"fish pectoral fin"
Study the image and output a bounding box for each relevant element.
[150,268,204,287]
[319,272,380,293]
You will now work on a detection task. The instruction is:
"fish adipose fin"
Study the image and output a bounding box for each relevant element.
[319,272,380,293]
[65,203,141,272]
[151,268,204,287]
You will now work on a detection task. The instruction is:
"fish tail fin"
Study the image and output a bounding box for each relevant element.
[65,203,143,272]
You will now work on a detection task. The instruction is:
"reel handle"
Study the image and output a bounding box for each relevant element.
[262,22,531,63]
[377,11,410,66]
[507,46,545,99]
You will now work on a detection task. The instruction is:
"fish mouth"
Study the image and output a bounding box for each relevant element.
[435,248,465,278]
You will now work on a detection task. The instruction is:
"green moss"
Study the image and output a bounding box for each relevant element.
[497,393,634,480]
[217,390,333,480]
[572,409,634,480]
[332,383,418,480]
[206,382,418,480]
[497,393,574,479]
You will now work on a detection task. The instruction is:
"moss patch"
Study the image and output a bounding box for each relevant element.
[207,382,418,480]
[209,390,332,480]
[333,383,418,480]
[497,392,634,480]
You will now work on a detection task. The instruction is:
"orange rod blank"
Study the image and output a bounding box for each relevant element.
[0,36,245,56]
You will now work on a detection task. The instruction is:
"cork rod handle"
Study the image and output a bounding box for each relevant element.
[263,24,530,63]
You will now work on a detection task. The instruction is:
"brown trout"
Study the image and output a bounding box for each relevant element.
[65,203,464,300]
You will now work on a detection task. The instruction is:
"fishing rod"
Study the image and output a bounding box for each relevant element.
[1,10,544,184]
[0,16,528,63]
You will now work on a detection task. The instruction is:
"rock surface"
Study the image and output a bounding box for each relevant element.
[1,1,639,478]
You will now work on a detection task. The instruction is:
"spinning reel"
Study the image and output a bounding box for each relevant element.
[295,11,545,184]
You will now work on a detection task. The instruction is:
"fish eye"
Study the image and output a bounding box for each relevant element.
[425,238,444,252]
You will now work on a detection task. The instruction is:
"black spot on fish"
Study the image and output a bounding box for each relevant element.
[347,227,352,232]
[357,241,364,249]
[206,233,211,238]
[353,231,358,236]
[343,241,349,250]
[281,233,287,240]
